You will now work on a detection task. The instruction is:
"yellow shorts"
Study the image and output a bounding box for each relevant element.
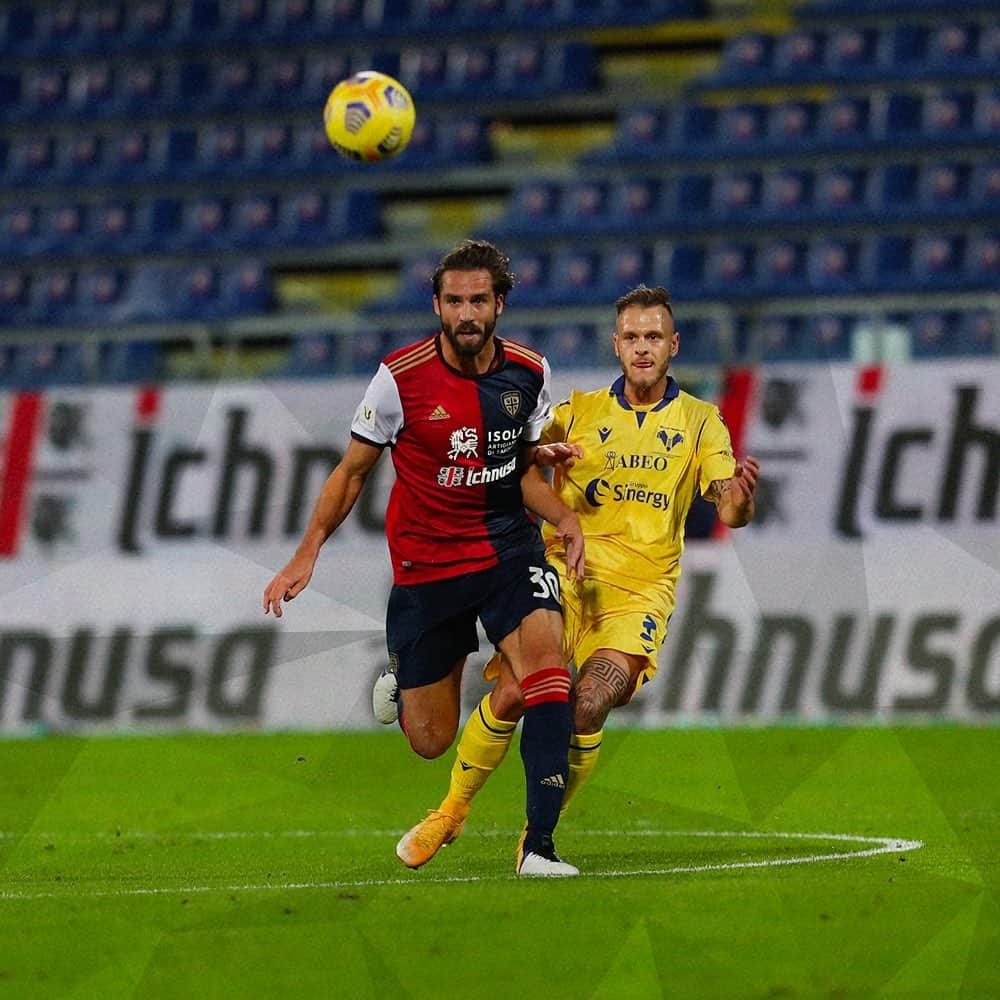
[484,575,673,703]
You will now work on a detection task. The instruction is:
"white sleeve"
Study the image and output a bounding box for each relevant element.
[523,357,553,442]
[350,363,403,446]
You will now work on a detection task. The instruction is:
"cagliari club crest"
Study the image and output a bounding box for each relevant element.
[501,391,521,417]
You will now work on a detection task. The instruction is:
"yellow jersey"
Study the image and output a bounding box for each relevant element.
[540,375,735,597]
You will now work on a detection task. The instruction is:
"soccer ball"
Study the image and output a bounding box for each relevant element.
[323,71,416,163]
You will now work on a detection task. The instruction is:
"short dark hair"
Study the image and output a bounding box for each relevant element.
[432,239,515,299]
[615,284,673,317]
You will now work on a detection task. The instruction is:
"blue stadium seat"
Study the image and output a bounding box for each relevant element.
[196,123,246,179]
[768,99,820,149]
[807,237,865,292]
[67,63,116,117]
[245,123,295,176]
[582,104,670,163]
[5,135,57,187]
[291,122,343,175]
[876,163,920,218]
[756,239,808,295]
[824,26,882,79]
[177,195,232,251]
[911,231,966,288]
[757,315,806,362]
[971,159,1000,210]
[0,205,43,258]
[973,88,1000,140]
[218,0,270,41]
[872,234,914,290]
[107,127,156,181]
[77,267,132,324]
[0,271,32,327]
[268,0,317,40]
[761,167,814,220]
[12,342,88,386]
[549,247,602,303]
[495,181,562,235]
[40,202,88,256]
[909,309,963,357]
[21,66,70,120]
[500,324,544,353]
[717,102,768,150]
[917,160,972,216]
[703,242,755,297]
[447,44,498,98]
[439,115,491,165]
[35,2,86,55]
[603,246,653,299]
[661,243,705,297]
[0,4,36,55]
[171,263,227,321]
[815,165,870,219]
[29,269,79,326]
[958,307,996,355]
[965,231,999,287]
[773,29,826,81]
[285,331,341,377]
[541,323,600,366]
[670,173,713,221]
[368,251,439,312]
[710,169,762,219]
[803,314,855,360]
[121,263,174,323]
[87,2,127,53]
[676,317,724,365]
[99,340,163,384]
[558,180,609,232]
[279,189,347,246]
[221,260,273,315]
[208,56,259,111]
[347,329,387,376]
[58,133,106,184]
[262,54,307,109]
[714,32,775,83]
[508,249,551,306]
[927,21,983,74]
[232,194,281,247]
[608,178,664,232]
[817,96,872,148]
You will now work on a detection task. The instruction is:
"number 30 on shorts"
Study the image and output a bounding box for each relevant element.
[529,565,560,601]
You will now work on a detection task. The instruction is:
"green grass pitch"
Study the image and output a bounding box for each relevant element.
[0,725,997,998]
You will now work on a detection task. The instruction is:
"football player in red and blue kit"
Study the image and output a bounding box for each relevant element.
[263,240,584,876]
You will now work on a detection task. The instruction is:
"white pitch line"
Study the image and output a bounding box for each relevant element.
[0,830,923,902]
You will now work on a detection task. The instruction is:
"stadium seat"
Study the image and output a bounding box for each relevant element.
[284,331,341,377]
[117,63,171,115]
[196,123,246,179]
[661,243,706,297]
[549,247,602,304]
[703,242,755,297]
[291,122,343,175]
[244,122,295,176]
[77,267,131,324]
[927,21,982,73]
[107,127,156,181]
[558,180,609,232]
[0,271,32,327]
[971,159,1000,210]
[232,194,281,247]
[29,269,79,326]
[965,231,1000,286]
[603,245,653,298]
[714,32,774,83]
[349,329,390,375]
[209,56,259,111]
[262,54,307,108]
[911,231,966,288]
[824,26,882,79]
[541,323,600,366]
[917,160,972,216]
[12,342,89,386]
[5,135,57,186]
[508,249,551,306]
[221,260,274,315]
[0,4,35,55]
[909,309,963,357]
[773,29,826,81]
[717,102,768,149]
[757,315,806,362]
[20,66,70,120]
[0,204,43,258]
[817,96,872,148]
[815,165,870,218]
[807,237,864,292]
[761,167,814,220]
[608,178,664,231]
[66,63,116,117]
[218,0,270,41]
[494,181,562,234]
[803,314,855,360]
[876,163,920,218]
[171,263,227,321]
[710,169,763,219]
[40,202,88,256]
[99,339,163,383]
[958,307,997,355]
[973,87,1000,139]
[756,239,808,295]
[676,317,724,365]
[58,133,105,184]
[768,99,820,148]
[367,251,439,312]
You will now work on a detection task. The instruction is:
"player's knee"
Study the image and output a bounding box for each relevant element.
[489,678,524,723]
[406,725,455,760]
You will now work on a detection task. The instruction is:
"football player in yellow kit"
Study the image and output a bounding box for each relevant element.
[391,284,759,869]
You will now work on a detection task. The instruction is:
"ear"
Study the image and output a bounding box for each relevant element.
[670,332,680,357]
[612,330,621,359]
[495,293,505,316]
[433,295,441,317]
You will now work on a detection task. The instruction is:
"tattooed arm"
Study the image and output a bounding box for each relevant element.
[705,456,760,528]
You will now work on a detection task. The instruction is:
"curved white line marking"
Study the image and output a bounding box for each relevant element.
[0,830,923,901]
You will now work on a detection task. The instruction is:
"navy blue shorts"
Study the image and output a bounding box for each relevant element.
[386,551,563,690]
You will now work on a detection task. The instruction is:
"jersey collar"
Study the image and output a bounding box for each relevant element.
[609,374,679,412]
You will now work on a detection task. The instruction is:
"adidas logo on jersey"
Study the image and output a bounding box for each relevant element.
[428,405,450,421]
[540,773,566,789]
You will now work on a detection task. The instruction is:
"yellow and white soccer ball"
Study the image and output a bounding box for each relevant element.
[323,71,416,163]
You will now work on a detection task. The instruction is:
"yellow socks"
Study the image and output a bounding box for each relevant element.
[561,729,603,816]
[442,694,517,815]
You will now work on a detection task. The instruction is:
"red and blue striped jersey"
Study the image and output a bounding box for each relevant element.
[351,334,552,584]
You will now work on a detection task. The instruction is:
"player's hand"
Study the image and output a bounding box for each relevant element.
[263,554,315,617]
[731,455,760,506]
[554,511,585,582]
[534,442,584,468]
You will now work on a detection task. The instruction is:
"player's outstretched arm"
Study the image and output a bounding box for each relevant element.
[520,465,585,581]
[529,442,584,468]
[263,438,383,617]
[710,455,760,529]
